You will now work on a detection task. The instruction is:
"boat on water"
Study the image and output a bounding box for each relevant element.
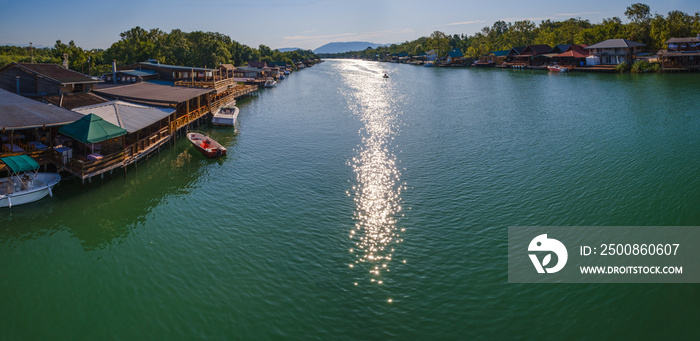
[212,105,239,127]
[383,73,389,78]
[186,131,227,158]
[0,155,61,208]
[284,70,290,75]
[423,61,435,67]
[264,80,276,88]
[548,65,569,72]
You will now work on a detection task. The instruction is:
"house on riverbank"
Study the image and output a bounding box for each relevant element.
[658,36,700,71]
[474,50,509,67]
[0,62,106,109]
[584,39,645,65]
[117,60,216,83]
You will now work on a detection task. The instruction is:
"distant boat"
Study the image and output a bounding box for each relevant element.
[0,155,61,208]
[548,65,568,72]
[423,61,435,67]
[264,80,277,88]
[212,105,239,127]
[383,73,389,78]
[187,131,227,158]
[284,70,290,75]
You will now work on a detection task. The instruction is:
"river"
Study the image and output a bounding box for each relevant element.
[1,59,699,339]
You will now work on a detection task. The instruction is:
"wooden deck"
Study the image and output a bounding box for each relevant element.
[54,82,258,181]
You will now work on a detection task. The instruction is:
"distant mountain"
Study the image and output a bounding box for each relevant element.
[313,41,385,54]
[277,47,302,52]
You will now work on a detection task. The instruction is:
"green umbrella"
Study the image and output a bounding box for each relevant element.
[58,113,127,144]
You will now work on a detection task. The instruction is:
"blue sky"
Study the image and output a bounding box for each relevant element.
[0,0,697,50]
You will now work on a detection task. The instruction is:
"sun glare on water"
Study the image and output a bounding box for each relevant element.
[341,61,406,290]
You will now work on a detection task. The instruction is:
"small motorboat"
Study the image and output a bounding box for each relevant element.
[548,65,568,72]
[187,131,227,158]
[0,155,61,208]
[264,80,277,88]
[212,105,239,126]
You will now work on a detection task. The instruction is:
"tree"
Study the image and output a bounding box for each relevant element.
[625,3,651,24]
[426,31,450,58]
[625,3,652,45]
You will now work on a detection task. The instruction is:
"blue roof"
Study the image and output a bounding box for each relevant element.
[448,48,464,58]
[146,80,175,86]
[490,50,509,57]
[551,44,571,54]
[138,62,208,72]
[120,70,157,77]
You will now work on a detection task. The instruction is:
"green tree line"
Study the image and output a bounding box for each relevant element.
[321,3,700,59]
[1,27,319,76]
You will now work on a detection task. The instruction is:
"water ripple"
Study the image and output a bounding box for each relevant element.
[340,60,406,290]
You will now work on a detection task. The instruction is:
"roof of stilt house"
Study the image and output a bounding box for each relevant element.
[73,100,175,133]
[0,88,84,130]
[93,82,212,107]
[0,62,100,85]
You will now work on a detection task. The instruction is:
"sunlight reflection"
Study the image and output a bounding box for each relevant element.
[340,60,406,287]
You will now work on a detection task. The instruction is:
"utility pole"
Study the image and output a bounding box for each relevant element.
[29,42,34,63]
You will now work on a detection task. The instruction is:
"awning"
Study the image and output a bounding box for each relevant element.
[1,155,39,173]
[58,113,127,143]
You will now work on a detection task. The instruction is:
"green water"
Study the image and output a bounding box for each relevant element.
[1,60,699,340]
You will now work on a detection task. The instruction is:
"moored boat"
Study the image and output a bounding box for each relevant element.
[264,80,276,88]
[186,131,227,158]
[548,65,569,72]
[0,155,61,208]
[212,105,239,127]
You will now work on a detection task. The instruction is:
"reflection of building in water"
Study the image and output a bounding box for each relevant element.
[0,146,204,251]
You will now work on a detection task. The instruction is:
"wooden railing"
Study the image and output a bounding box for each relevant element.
[169,105,211,133]
[124,127,170,163]
[210,85,258,109]
[174,77,238,89]
[61,151,125,179]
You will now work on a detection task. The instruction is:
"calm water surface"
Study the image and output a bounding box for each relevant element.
[1,60,699,339]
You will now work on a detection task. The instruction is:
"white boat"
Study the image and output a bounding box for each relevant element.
[186,131,227,158]
[264,80,277,88]
[547,65,568,72]
[212,105,239,126]
[1,155,61,208]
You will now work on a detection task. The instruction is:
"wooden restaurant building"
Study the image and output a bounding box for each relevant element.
[0,88,84,173]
